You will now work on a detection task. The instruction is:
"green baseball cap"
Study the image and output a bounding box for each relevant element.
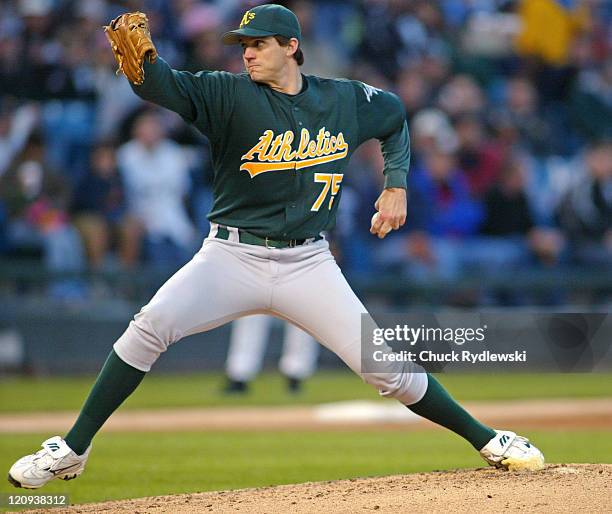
[222,4,301,45]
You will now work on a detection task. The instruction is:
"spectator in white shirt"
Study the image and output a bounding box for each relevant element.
[117,110,196,266]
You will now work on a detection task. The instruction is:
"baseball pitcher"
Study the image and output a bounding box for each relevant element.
[9,5,544,489]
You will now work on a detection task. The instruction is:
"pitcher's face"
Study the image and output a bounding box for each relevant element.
[240,36,291,84]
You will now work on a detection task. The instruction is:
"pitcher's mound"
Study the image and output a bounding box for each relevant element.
[31,464,611,513]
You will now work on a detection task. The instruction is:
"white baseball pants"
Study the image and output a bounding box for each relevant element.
[226,314,319,382]
[114,225,428,405]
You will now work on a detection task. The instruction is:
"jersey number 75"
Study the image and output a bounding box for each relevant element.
[311,173,344,212]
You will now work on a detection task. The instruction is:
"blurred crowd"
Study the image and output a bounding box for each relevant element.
[0,0,610,303]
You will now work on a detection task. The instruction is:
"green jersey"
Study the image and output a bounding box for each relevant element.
[132,58,410,240]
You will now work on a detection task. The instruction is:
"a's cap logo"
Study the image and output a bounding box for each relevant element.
[240,11,256,28]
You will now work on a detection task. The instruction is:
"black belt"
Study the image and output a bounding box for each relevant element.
[214,226,322,249]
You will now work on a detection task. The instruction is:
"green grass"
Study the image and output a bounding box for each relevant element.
[1,429,610,508]
[0,371,611,413]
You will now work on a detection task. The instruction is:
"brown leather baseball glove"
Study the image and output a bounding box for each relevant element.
[103,12,158,85]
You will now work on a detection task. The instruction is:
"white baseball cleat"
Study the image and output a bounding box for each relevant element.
[480,430,545,471]
[8,436,90,489]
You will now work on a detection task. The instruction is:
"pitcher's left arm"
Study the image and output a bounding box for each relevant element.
[351,81,410,238]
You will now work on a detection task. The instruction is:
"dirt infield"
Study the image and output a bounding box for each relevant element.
[23,464,611,514]
[8,400,611,513]
[2,398,611,433]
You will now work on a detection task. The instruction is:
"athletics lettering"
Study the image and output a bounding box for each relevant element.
[240,128,349,177]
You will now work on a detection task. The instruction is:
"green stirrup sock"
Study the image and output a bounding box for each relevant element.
[64,350,146,455]
[407,374,496,450]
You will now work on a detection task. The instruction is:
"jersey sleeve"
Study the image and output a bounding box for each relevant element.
[352,81,410,189]
[131,57,236,141]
